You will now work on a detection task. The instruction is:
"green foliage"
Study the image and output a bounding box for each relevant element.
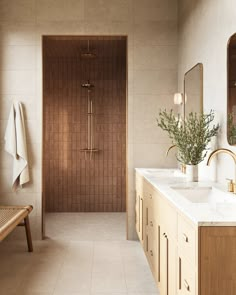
[157,110,219,165]
[228,112,236,145]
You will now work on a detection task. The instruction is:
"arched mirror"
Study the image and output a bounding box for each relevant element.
[227,33,236,145]
[184,63,203,118]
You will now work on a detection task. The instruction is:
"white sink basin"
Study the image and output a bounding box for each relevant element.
[144,169,184,178]
[171,186,227,203]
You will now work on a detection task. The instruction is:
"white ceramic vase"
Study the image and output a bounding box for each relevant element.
[186,165,198,182]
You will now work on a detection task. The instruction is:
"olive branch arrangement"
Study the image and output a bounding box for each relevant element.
[156,110,220,165]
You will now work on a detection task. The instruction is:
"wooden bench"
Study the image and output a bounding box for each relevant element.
[0,205,33,252]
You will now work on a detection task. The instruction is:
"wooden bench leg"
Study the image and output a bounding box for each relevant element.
[24,216,33,252]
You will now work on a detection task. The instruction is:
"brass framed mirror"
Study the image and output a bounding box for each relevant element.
[184,63,203,119]
[227,33,236,145]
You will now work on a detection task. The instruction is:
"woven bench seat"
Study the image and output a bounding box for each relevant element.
[0,205,33,252]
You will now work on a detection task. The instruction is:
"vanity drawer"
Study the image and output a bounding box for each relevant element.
[160,197,177,239]
[178,214,196,266]
[178,257,196,295]
[146,225,157,274]
[136,173,143,193]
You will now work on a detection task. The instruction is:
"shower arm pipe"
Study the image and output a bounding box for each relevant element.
[88,91,94,160]
[87,89,91,150]
[90,98,93,151]
[80,84,99,156]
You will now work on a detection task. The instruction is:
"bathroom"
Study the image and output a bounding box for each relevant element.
[0,0,236,294]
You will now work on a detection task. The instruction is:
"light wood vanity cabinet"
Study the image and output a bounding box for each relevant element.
[135,175,195,295]
[136,174,177,294]
[135,174,144,243]
[136,172,236,295]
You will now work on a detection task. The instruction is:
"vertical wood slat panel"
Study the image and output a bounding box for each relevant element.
[43,37,126,212]
[200,226,236,295]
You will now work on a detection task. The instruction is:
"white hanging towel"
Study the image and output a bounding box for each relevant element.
[4,101,30,191]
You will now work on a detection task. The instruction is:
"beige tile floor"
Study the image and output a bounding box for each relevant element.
[0,213,159,295]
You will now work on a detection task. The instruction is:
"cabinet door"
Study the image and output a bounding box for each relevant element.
[140,197,144,243]
[145,190,153,256]
[143,193,149,253]
[146,221,157,273]
[135,192,143,242]
[168,235,177,295]
[160,228,177,295]
[160,227,168,295]
[135,192,140,236]
[144,186,161,283]
[152,224,161,285]
[178,257,196,295]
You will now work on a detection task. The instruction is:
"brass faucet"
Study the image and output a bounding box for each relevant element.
[166,145,176,157]
[207,148,236,193]
[166,145,186,174]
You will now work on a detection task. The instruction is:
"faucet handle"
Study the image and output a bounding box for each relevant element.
[226,178,234,192]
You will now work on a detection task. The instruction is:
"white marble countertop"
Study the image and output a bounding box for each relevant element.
[136,168,236,226]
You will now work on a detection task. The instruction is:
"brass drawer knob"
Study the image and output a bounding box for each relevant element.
[150,221,153,227]
[182,233,189,243]
[150,250,153,256]
[184,279,190,291]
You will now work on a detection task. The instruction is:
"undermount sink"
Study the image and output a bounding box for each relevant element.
[144,169,184,178]
[171,186,227,203]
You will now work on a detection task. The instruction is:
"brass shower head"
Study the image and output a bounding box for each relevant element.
[80,52,96,59]
[80,40,96,59]
[81,80,94,89]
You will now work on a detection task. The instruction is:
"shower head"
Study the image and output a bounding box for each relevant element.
[80,40,96,59]
[80,52,96,59]
[81,80,94,89]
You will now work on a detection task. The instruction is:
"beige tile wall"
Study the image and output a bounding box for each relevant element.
[0,0,178,240]
[178,0,236,184]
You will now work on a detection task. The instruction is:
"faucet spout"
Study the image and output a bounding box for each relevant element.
[207,148,236,166]
[166,145,176,157]
[207,148,236,193]
[166,144,186,174]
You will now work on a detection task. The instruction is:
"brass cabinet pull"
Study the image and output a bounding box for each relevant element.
[184,279,190,291]
[166,235,169,295]
[149,194,152,199]
[182,233,189,243]
[158,225,160,283]
[138,196,140,233]
[146,208,148,226]
[150,250,153,256]
[150,221,153,227]
[141,199,143,241]
[179,257,181,290]
[146,235,149,252]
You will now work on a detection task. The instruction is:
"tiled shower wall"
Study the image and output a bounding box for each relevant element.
[0,0,177,239]
[43,37,126,212]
